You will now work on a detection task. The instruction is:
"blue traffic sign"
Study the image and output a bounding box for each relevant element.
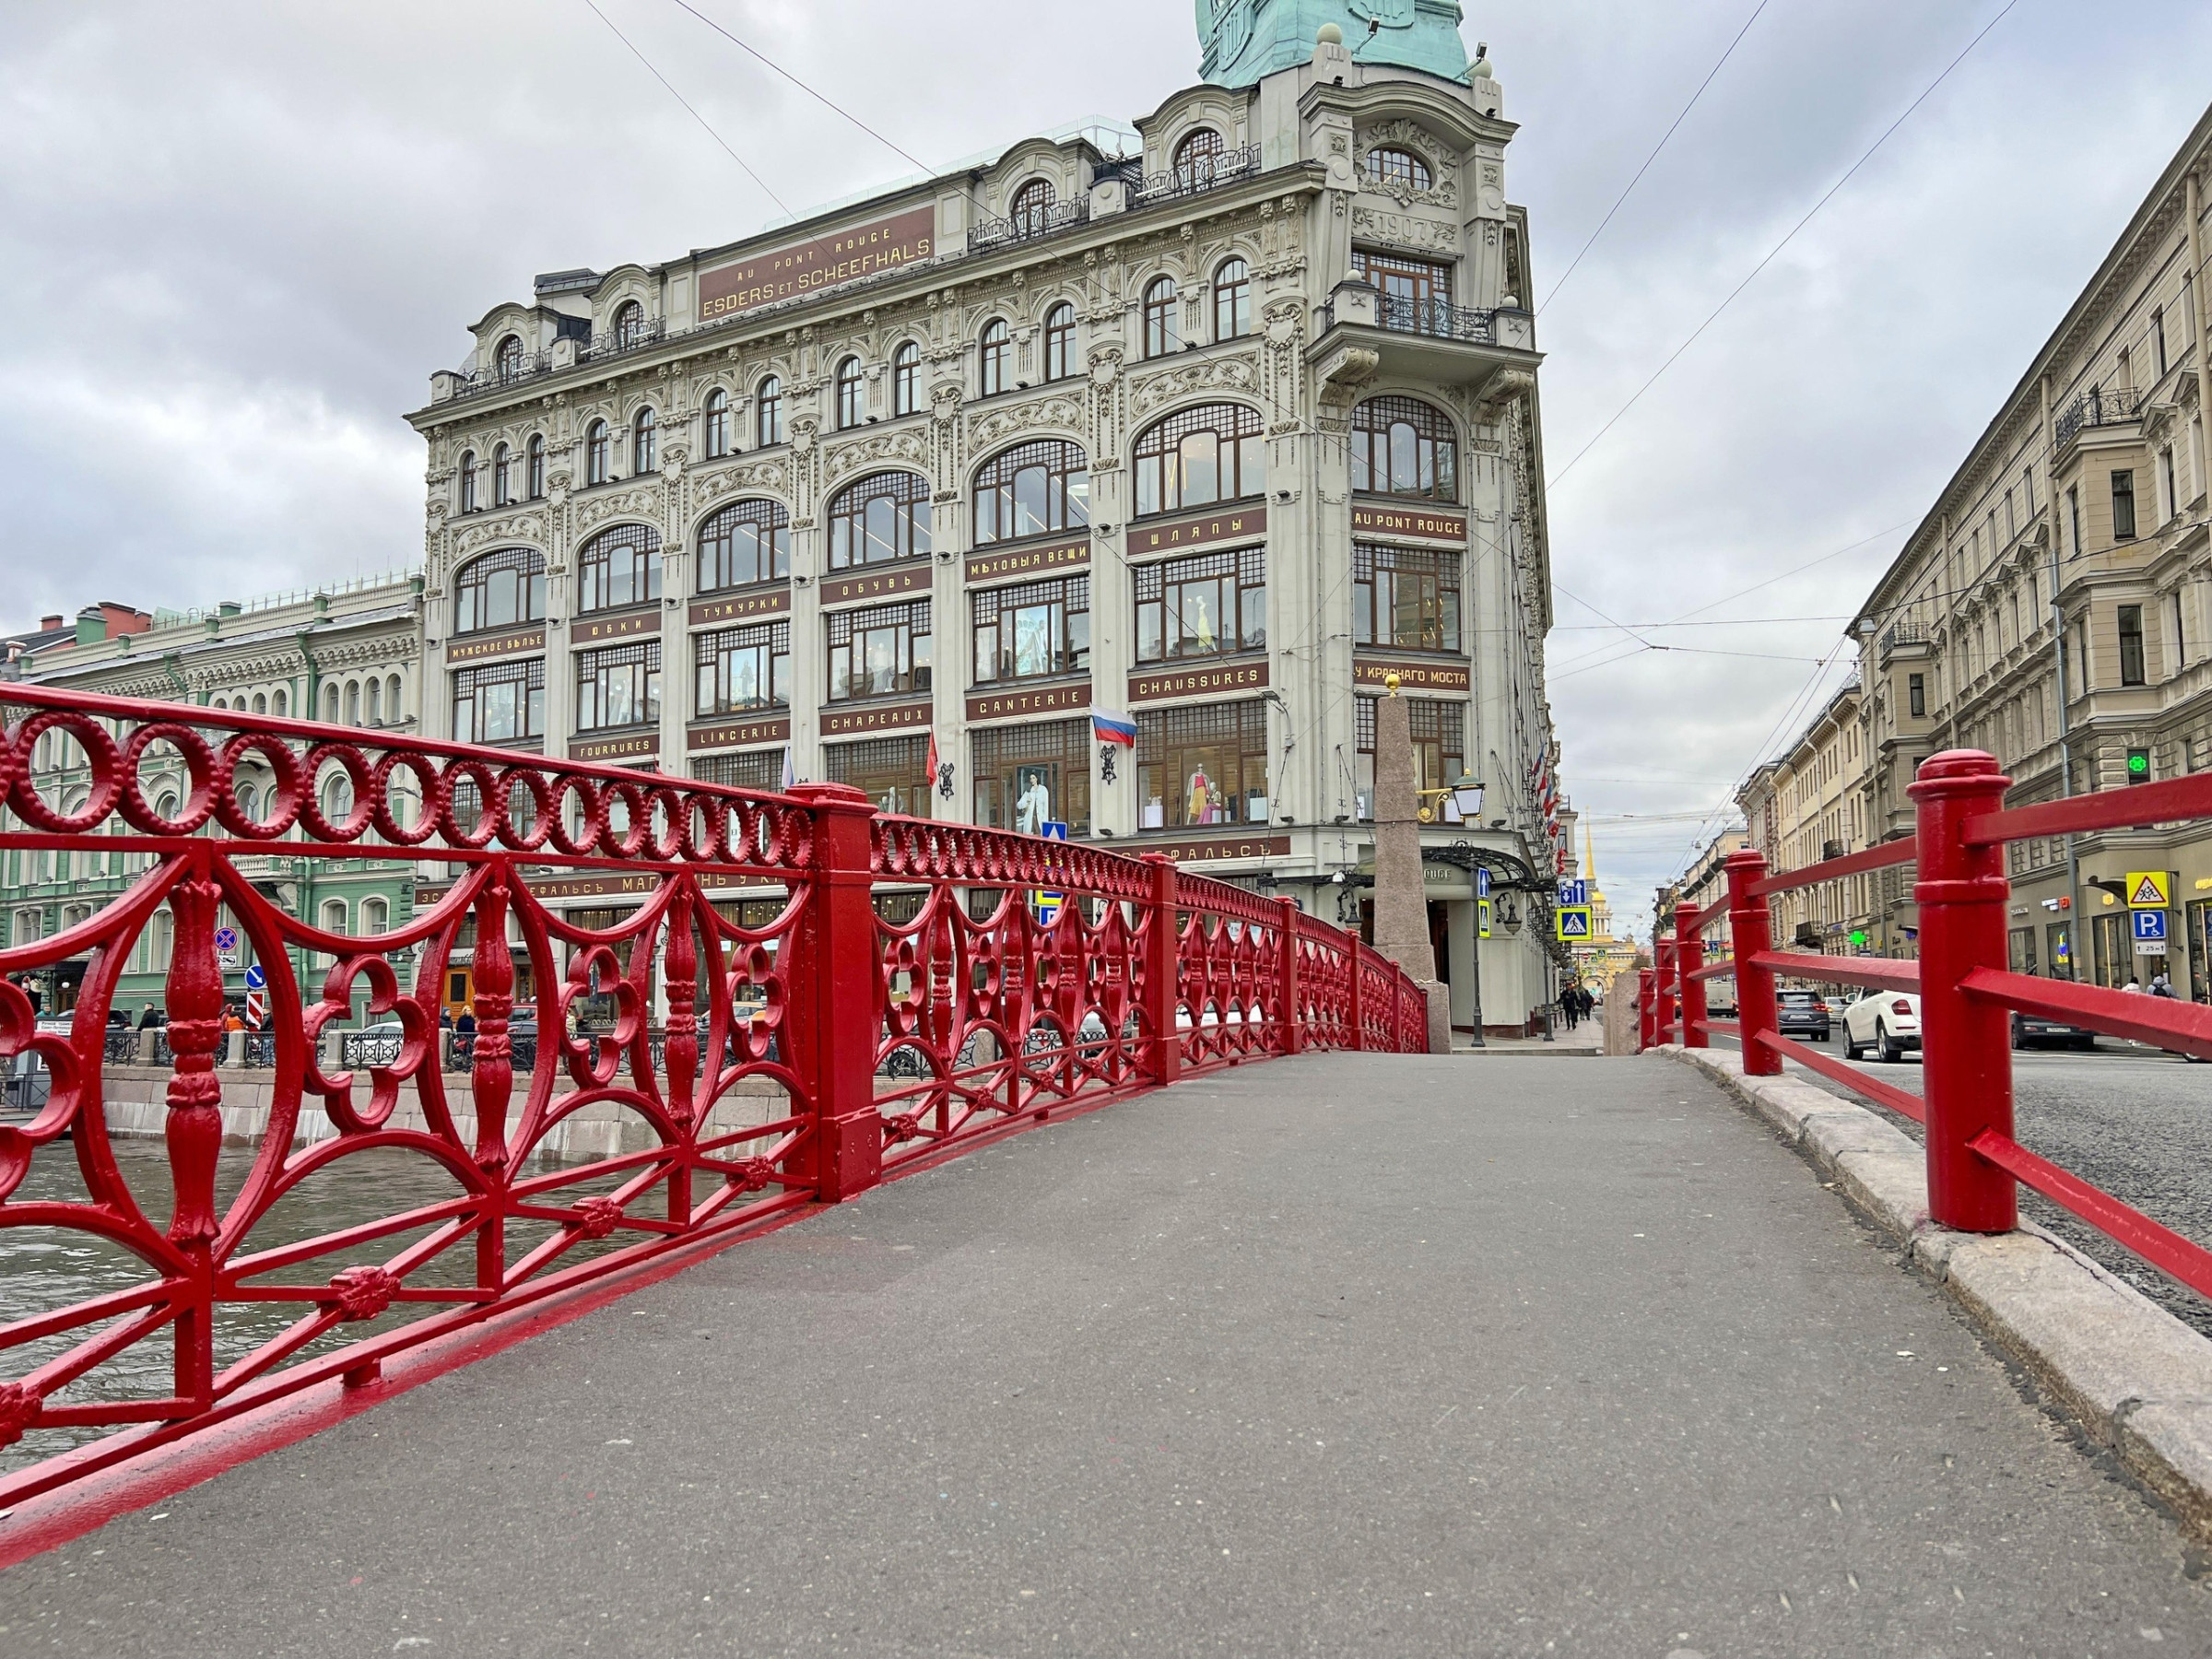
[1041,820,1069,841]
[2133,908,2169,943]
[1557,878,1588,908]
[1476,868,1490,900]
[244,964,266,990]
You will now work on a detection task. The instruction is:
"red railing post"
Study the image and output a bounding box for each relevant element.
[1911,749,2018,1232]
[1347,942,1367,1051]
[1638,966,1657,1051]
[1142,853,1182,1085]
[1653,927,1677,1044]
[785,783,884,1204]
[1277,898,1303,1055]
[1726,850,1781,1077]
[1676,901,1708,1049]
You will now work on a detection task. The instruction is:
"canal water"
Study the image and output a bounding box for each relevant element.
[0,1134,647,1476]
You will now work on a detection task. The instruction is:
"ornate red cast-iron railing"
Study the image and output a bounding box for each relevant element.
[0,684,1428,1505]
[1636,746,2212,1308]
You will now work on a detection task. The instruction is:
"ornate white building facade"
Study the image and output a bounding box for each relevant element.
[406,18,1566,1035]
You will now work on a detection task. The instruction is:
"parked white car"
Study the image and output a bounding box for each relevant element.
[1842,991,1922,1063]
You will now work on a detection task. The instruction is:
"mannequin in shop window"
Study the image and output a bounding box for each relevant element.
[1187,767,1218,824]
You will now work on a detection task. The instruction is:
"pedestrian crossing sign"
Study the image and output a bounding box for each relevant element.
[1478,899,1491,939]
[1556,906,1593,942]
[2127,870,2171,909]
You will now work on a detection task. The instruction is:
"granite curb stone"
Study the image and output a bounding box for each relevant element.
[1659,1041,2212,1544]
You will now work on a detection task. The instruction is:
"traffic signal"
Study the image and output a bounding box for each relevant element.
[2127,747,2152,783]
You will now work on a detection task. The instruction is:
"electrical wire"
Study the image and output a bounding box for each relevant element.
[582,0,791,216]
[1545,0,2025,493]
[1537,0,1771,314]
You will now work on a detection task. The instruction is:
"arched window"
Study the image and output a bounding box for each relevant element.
[492,441,512,506]
[974,439,1088,545]
[1212,257,1251,341]
[1009,178,1053,235]
[1350,395,1458,501]
[699,498,791,591]
[366,678,382,725]
[234,782,259,826]
[757,376,785,445]
[613,300,645,350]
[362,897,389,935]
[453,547,547,634]
[458,450,479,513]
[323,685,339,723]
[496,334,524,382]
[835,357,864,429]
[891,342,920,417]
[632,406,657,473]
[1364,146,1432,192]
[1143,278,1179,358]
[527,433,546,498]
[385,674,402,721]
[322,771,353,824]
[345,681,360,725]
[1043,302,1076,382]
[320,898,349,939]
[828,471,931,570]
[272,688,288,717]
[577,524,663,612]
[979,321,1010,397]
[1173,127,1225,186]
[703,389,732,458]
[1133,402,1265,518]
[252,693,267,716]
[586,419,610,486]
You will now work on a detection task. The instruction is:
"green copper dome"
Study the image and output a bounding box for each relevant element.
[1197,0,1472,88]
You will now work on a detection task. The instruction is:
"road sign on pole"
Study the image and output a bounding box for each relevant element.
[2133,908,2169,955]
[2127,870,2172,909]
[1556,906,1594,942]
[1476,868,1490,900]
[1557,878,1587,909]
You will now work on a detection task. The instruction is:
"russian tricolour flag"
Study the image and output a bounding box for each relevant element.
[1091,708,1136,747]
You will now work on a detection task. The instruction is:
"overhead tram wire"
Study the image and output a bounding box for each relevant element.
[1544,0,2024,494]
[582,0,792,216]
[1537,0,1771,315]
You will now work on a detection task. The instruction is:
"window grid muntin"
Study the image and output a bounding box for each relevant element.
[1352,541,1461,653]
[825,735,932,818]
[1364,147,1432,191]
[577,523,664,614]
[1135,700,1270,830]
[981,320,1010,396]
[835,357,863,429]
[826,597,932,702]
[971,573,1090,684]
[1132,401,1265,518]
[452,656,546,745]
[828,470,932,570]
[694,619,792,715]
[973,438,1089,545]
[1044,303,1076,382]
[704,390,732,458]
[972,716,1090,836]
[698,498,791,592]
[1143,277,1179,359]
[1134,547,1265,664]
[633,406,657,473]
[757,377,785,445]
[892,342,920,417]
[1350,394,1459,501]
[575,640,662,732]
[1213,257,1251,341]
[691,749,783,791]
[453,546,548,635]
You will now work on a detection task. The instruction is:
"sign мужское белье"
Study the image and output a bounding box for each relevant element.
[446,625,545,665]
[699,205,937,322]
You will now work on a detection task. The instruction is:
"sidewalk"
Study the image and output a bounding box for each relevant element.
[6,1053,2211,1653]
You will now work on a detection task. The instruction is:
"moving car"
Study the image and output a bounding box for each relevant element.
[1775,989,1831,1041]
[1842,991,1922,1063]
[2011,1011,2096,1052]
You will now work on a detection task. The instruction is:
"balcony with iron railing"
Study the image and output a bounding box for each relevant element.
[967,196,1090,254]
[1129,144,1265,206]
[2055,386,2148,453]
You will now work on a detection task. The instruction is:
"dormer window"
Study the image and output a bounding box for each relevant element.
[1173,127,1224,188]
[1009,178,1053,235]
[1364,147,1432,192]
[613,300,646,350]
[495,334,524,382]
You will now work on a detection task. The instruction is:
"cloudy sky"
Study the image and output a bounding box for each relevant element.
[5,0,2209,923]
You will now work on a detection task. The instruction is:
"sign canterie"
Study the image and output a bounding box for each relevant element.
[699,205,937,323]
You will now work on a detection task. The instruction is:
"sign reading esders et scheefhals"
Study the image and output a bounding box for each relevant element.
[699,205,937,322]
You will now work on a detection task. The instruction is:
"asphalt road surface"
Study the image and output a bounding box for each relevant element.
[1718,1027,2212,1339]
[9,1053,2212,1654]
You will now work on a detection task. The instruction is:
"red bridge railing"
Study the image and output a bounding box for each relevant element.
[1638,747,2212,1300]
[0,684,1428,1504]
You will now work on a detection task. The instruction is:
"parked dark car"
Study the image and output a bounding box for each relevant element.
[1776,989,1831,1041]
[2012,1011,2095,1052]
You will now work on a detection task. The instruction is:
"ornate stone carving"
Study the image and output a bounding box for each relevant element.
[574,484,663,534]
[454,511,546,555]
[824,427,927,488]
[1355,118,1459,209]
[1130,353,1262,418]
[968,394,1083,453]
[692,458,791,513]
[1350,206,1459,256]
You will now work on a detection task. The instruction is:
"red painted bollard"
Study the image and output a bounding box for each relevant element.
[1276,897,1303,1055]
[1726,850,1781,1077]
[1910,749,2017,1232]
[1653,928,1677,1045]
[1142,853,1183,1081]
[1676,901,1709,1050]
[785,783,885,1203]
[1638,966,1657,1051]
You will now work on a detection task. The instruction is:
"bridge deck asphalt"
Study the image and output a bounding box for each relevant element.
[6,1053,2212,1656]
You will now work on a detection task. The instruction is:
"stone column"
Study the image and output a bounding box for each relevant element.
[1369,684,1451,1053]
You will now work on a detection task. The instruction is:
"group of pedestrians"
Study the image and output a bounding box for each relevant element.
[1559,982,1597,1031]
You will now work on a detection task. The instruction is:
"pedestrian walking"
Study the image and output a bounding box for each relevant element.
[2123,977,2143,994]
[136,1002,160,1030]
[2152,974,2179,999]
